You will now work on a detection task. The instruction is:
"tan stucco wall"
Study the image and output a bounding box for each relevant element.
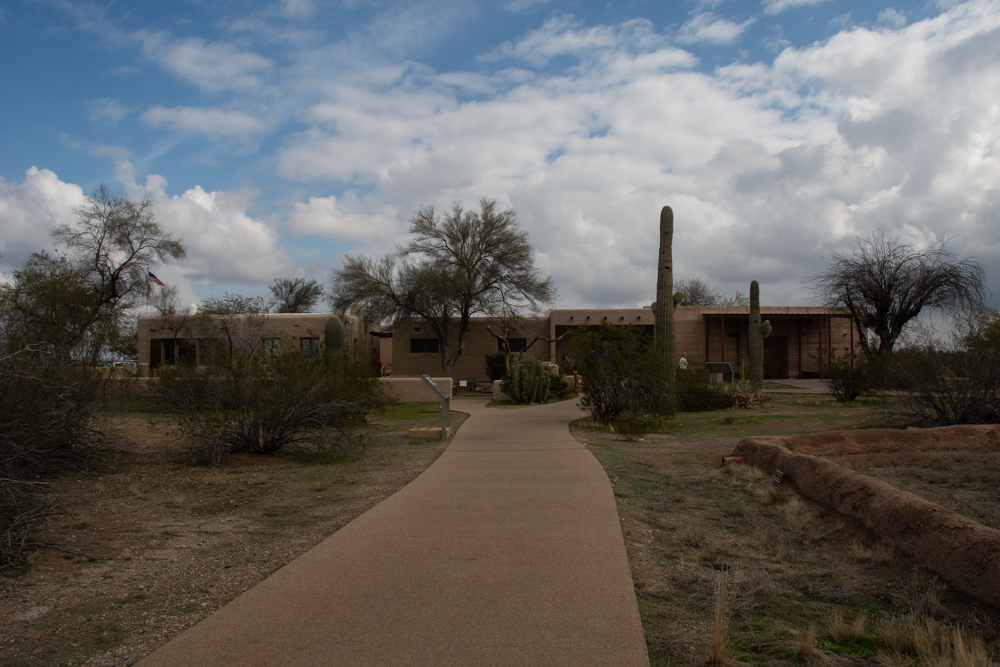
[137,313,336,377]
[378,377,454,403]
[391,317,550,380]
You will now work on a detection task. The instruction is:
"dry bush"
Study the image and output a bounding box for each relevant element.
[156,350,389,463]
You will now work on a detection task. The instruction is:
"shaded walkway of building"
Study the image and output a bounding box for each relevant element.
[139,399,649,666]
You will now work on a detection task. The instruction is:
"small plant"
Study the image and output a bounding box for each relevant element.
[502,357,551,404]
[725,378,770,409]
[485,352,507,382]
[612,412,659,440]
[795,625,818,658]
[826,350,871,402]
[708,572,730,665]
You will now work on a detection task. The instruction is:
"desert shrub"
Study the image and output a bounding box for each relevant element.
[825,352,871,402]
[548,373,571,399]
[156,349,390,463]
[676,369,730,412]
[485,352,508,382]
[0,346,106,571]
[613,412,660,440]
[501,357,551,404]
[725,378,770,409]
[565,323,674,425]
[875,344,1000,427]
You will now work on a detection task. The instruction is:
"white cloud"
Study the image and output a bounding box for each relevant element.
[677,13,753,44]
[86,97,132,125]
[762,0,831,16]
[141,107,266,136]
[0,167,85,272]
[287,194,400,241]
[139,34,273,91]
[272,3,1000,308]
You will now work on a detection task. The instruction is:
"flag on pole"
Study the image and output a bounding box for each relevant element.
[148,271,165,286]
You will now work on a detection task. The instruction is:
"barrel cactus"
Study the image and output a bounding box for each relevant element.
[748,281,771,387]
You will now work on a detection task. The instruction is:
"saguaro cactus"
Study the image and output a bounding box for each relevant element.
[654,206,683,399]
[748,281,772,387]
[325,315,344,366]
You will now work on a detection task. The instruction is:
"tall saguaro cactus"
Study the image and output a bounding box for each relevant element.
[325,315,344,367]
[654,206,684,397]
[748,281,772,387]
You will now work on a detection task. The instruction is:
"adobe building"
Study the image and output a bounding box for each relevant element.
[137,305,858,381]
[391,305,858,381]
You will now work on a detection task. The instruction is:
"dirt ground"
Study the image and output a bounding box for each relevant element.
[0,405,462,667]
[571,418,1000,666]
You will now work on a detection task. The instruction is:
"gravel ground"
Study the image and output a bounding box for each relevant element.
[0,412,461,666]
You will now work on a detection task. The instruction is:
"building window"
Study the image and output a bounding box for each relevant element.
[263,338,281,362]
[498,338,527,353]
[410,338,439,354]
[300,337,320,356]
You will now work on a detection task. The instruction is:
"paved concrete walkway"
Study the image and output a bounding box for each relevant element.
[140,399,649,666]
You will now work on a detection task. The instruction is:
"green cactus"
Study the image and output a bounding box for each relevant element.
[654,206,678,407]
[502,358,551,404]
[325,316,344,366]
[748,281,771,387]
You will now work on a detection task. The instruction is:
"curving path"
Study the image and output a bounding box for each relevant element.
[139,399,649,666]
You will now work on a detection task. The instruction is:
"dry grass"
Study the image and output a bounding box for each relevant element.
[708,572,730,665]
[576,418,1000,666]
[877,615,997,666]
[827,608,867,642]
[794,625,817,658]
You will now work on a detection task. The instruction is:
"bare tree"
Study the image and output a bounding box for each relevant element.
[48,184,186,359]
[675,278,749,307]
[329,198,555,375]
[812,229,987,358]
[676,278,721,306]
[197,293,271,365]
[269,277,324,313]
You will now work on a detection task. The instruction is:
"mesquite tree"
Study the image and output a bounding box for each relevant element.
[812,229,986,359]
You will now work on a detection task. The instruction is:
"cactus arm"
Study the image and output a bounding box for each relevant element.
[673,291,684,307]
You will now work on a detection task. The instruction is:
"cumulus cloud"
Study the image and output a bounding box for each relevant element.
[287,194,400,241]
[141,106,266,136]
[273,3,1000,308]
[0,167,85,273]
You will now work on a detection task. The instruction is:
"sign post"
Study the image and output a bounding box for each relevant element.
[420,374,450,440]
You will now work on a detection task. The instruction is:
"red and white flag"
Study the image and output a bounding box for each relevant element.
[147,271,165,286]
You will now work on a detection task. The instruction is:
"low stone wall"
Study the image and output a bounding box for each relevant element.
[732,425,1000,608]
[379,377,453,403]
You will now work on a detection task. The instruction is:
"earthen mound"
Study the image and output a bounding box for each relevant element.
[732,426,1000,608]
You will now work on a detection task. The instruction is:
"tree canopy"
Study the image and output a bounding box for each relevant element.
[268,277,324,313]
[812,229,987,358]
[675,278,748,307]
[329,198,555,375]
[1,185,185,362]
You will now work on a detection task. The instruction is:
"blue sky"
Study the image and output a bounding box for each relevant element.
[2,0,998,313]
